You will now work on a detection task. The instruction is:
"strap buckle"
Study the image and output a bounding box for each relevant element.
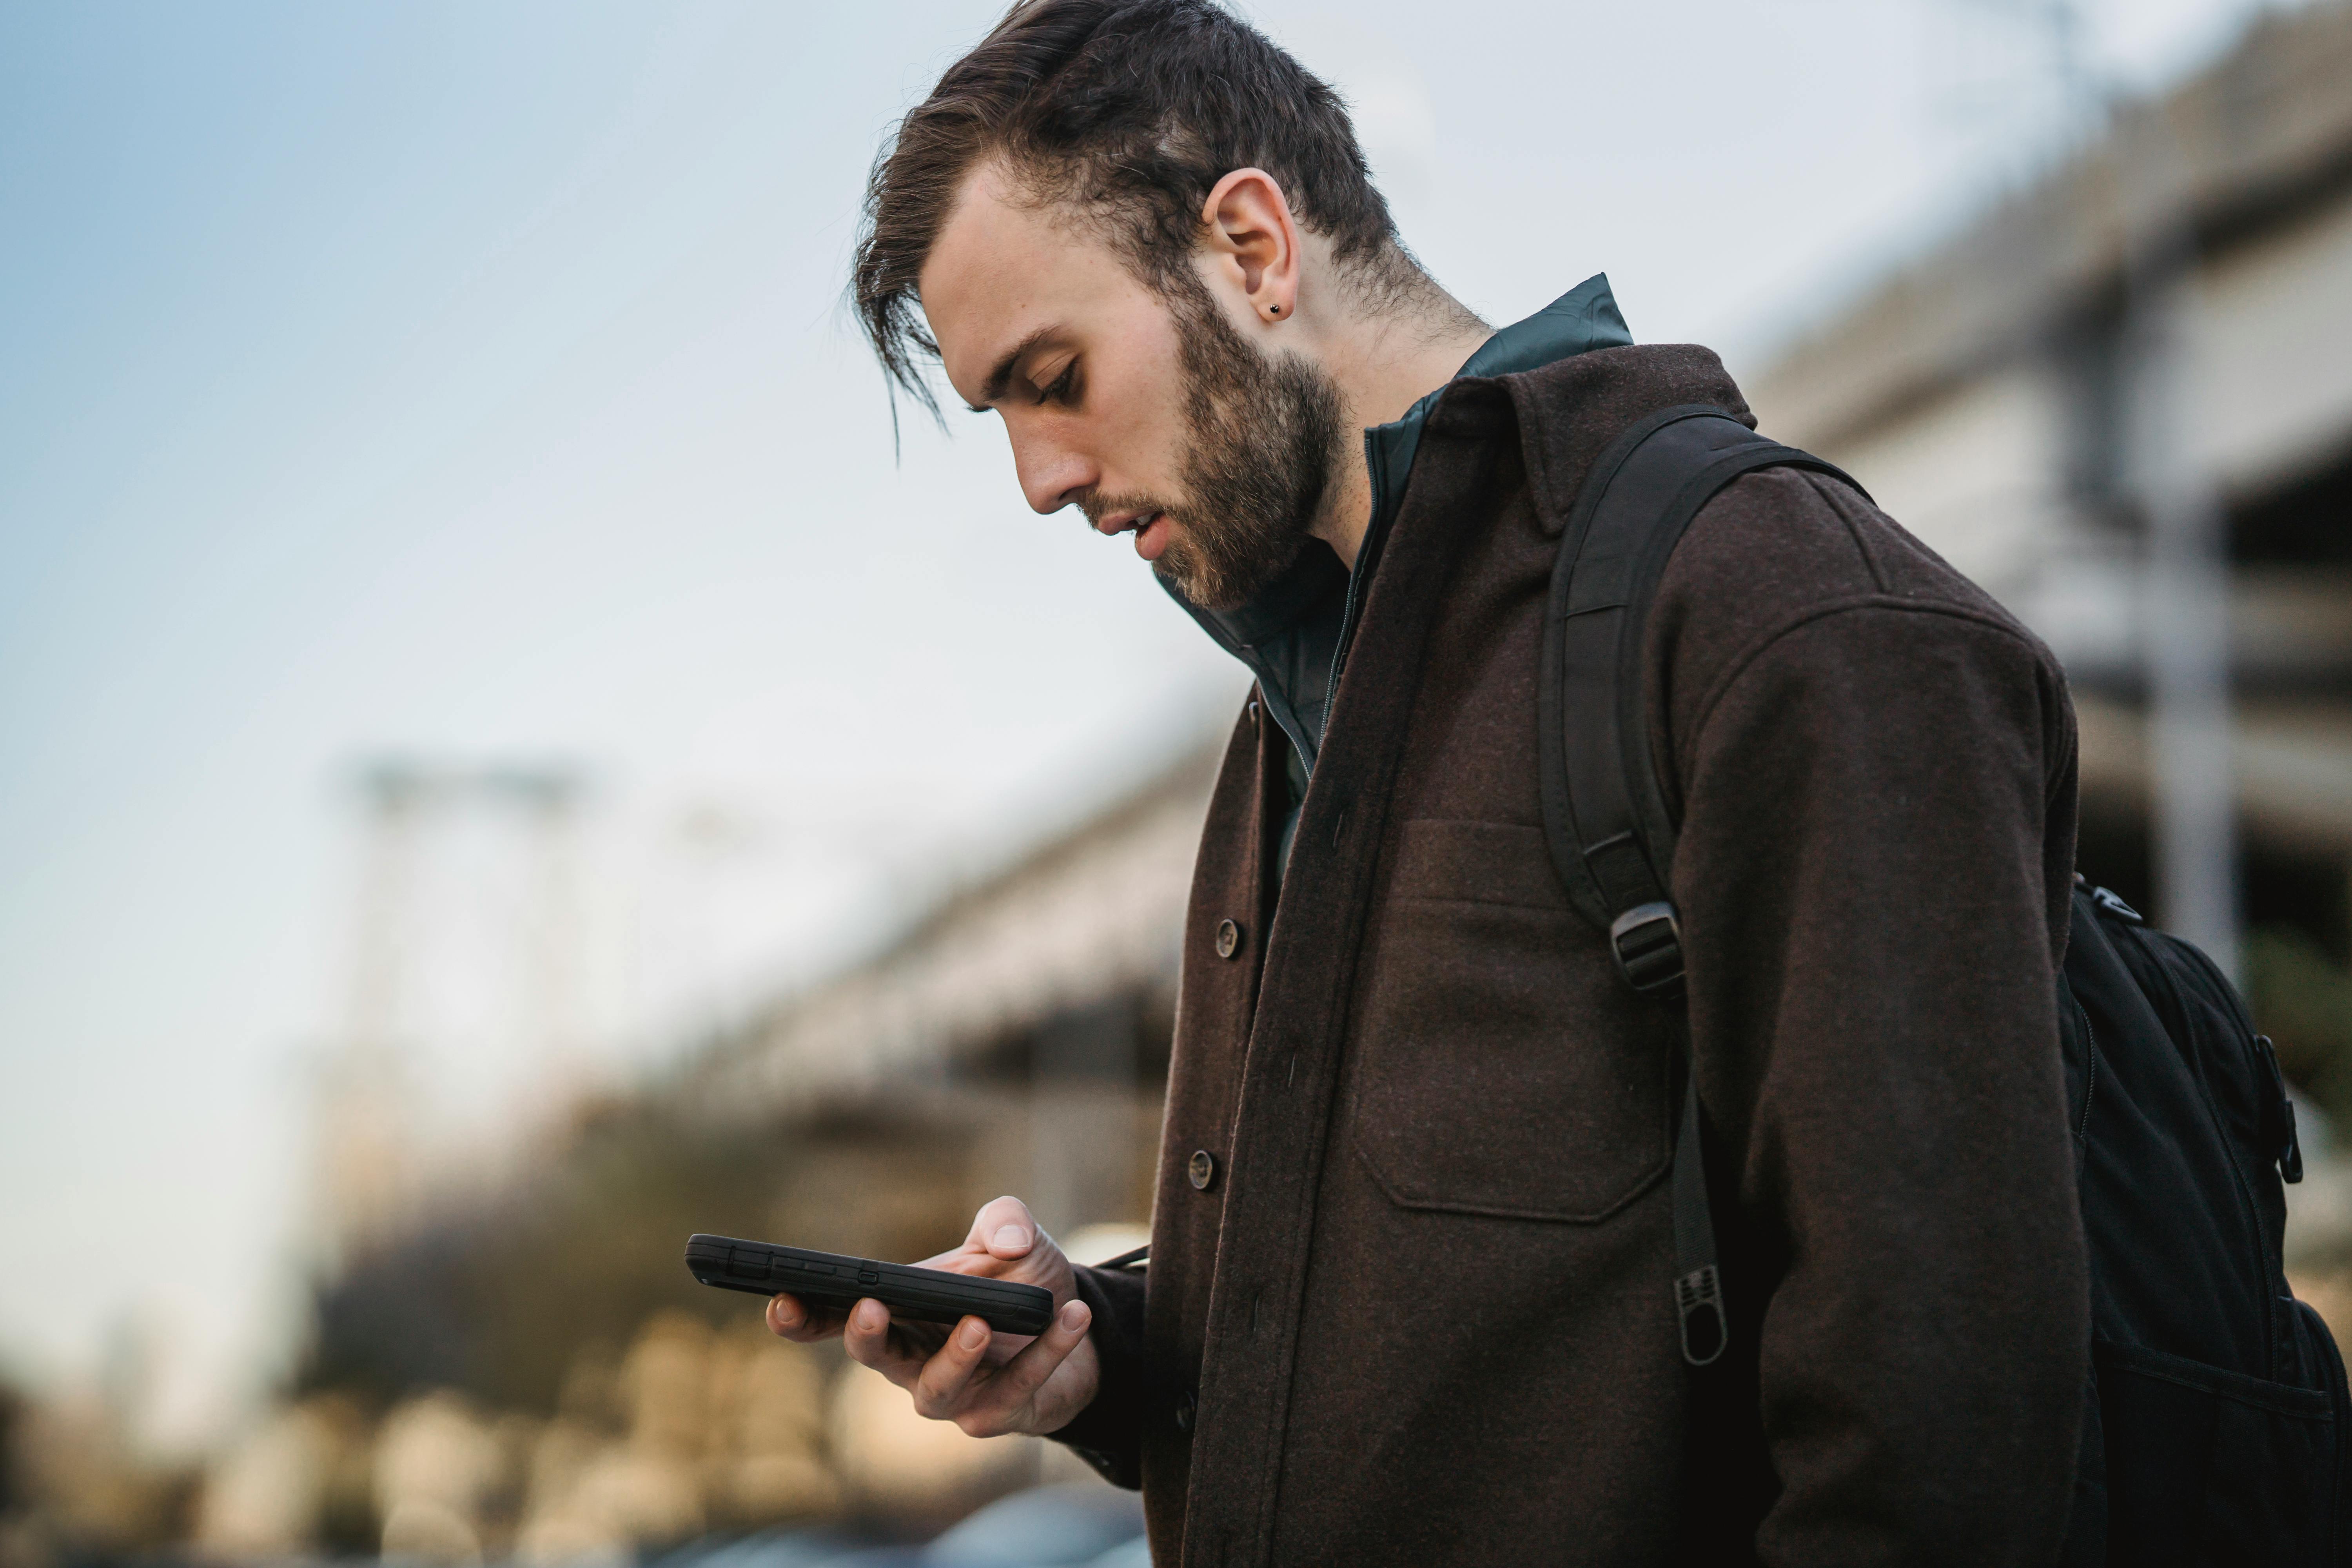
[2256,1036,2305,1184]
[1609,901,1685,995]
[2088,883,2144,924]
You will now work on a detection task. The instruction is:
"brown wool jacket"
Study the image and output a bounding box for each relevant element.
[1055,345,2089,1567]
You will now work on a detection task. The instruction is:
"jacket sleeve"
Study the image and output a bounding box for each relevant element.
[1669,597,2087,1566]
[1042,1261,1149,1488]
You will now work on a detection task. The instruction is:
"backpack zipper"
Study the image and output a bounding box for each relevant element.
[2073,995,2100,1147]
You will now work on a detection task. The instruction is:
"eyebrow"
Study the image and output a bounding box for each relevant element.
[968,325,1060,413]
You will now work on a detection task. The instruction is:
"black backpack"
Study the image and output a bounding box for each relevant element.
[1540,403,2352,1564]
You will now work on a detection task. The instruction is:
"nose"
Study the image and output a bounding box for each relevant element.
[1007,421,1096,517]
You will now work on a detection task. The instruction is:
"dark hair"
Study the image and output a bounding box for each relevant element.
[853,0,1414,419]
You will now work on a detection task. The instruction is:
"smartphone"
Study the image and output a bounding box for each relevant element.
[684,1233,1055,1336]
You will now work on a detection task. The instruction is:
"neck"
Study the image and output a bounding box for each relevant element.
[1310,301,1489,568]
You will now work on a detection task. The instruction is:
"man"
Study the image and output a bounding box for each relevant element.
[771,2,2089,1563]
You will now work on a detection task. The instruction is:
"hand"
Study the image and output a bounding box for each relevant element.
[766,1195,1098,1437]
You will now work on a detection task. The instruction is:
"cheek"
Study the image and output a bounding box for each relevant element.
[1089,357,1188,480]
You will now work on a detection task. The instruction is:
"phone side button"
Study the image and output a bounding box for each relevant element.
[726,1251,769,1280]
[857,1268,881,1287]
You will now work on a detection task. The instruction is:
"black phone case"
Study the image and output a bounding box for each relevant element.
[684,1233,1055,1336]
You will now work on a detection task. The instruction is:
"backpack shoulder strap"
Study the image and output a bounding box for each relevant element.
[1537,403,1869,1367]
[1538,404,1869,986]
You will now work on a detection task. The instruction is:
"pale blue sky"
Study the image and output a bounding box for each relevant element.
[0,0,2297,1446]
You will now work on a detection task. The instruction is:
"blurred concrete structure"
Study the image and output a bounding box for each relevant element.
[1747,0,2352,975]
[655,0,2352,1261]
[671,6,2352,1161]
[310,760,590,1269]
[679,740,1223,1240]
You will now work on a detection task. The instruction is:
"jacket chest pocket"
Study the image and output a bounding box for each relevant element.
[1346,818,1674,1223]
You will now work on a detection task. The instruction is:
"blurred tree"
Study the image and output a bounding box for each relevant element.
[294,1094,980,1417]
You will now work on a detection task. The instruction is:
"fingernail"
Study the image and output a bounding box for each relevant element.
[1060,1300,1087,1330]
[992,1224,1031,1252]
[960,1319,987,1351]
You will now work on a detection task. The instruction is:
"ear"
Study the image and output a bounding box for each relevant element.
[1200,168,1300,325]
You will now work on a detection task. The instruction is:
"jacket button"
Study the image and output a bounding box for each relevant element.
[1188,1149,1217,1190]
[1175,1390,1197,1431]
[1215,918,1241,959]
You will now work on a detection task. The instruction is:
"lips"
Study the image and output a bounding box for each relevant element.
[1134,514,1169,562]
[1094,509,1168,561]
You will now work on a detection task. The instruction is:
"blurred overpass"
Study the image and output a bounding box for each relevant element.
[682,6,2352,1155]
[1748,0,2352,971]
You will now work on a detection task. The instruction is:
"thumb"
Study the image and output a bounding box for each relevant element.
[971,1194,1043,1260]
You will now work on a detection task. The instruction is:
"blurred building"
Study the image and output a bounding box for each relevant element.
[676,740,1220,1241]
[664,0,2352,1160]
[1748,1,2352,1001]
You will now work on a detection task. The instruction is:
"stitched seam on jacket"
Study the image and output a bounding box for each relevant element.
[1392,890,1571,913]
[1680,596,2053,767]
[1808,472,1892,593]
[1349,1135,1673,1223]
[2097,1339,2336,1417]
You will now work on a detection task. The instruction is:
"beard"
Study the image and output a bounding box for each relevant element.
[1096,280,1347,612]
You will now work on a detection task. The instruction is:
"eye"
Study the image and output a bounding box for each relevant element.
[1036,361,1078,407]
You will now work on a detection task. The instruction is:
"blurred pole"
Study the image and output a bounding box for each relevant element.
[487,767,590,1107]
[312,763,436,1265]
[2121,131,2241,978]
[348,763,430,1053]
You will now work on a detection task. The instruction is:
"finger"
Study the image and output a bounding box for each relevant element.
[842,1298,927,1390]
[972,1297,1091,1424]
[890,1318,951,1361]
[767,1293,845,1343]
[966,1195,1042,1261]
[910,1315,992,1419]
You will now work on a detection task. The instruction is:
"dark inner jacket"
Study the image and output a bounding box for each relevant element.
[1053,322,2088,1568]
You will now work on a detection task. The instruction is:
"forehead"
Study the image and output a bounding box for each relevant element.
[919,162,1154,400]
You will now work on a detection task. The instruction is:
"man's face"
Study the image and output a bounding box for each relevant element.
[921,163,1343,610]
